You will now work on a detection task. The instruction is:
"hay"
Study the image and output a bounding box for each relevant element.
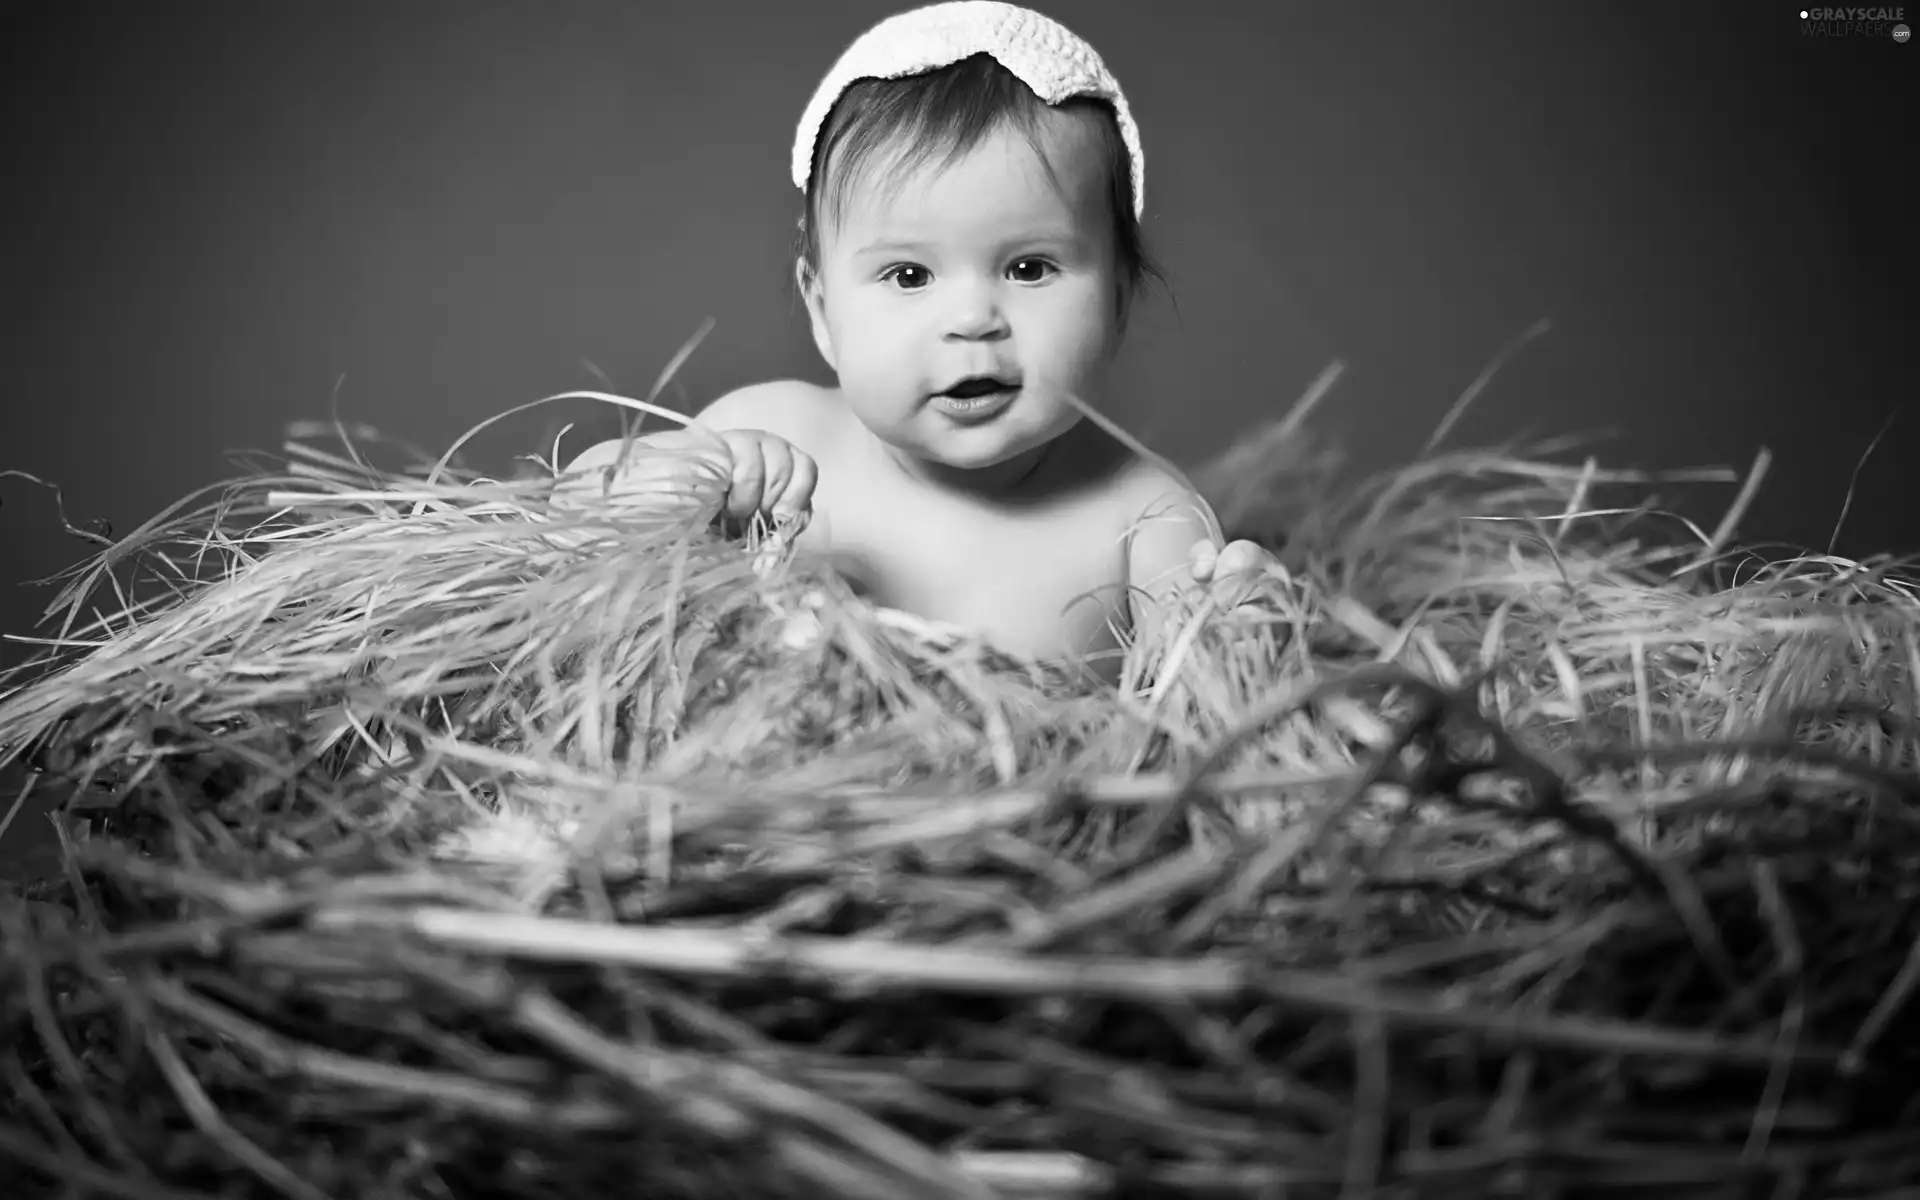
[3,395,1920,1200]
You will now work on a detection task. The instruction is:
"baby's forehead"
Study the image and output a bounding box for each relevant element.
[844,110,1110,221]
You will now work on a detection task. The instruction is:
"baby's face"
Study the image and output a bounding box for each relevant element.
[802,109,1124,477]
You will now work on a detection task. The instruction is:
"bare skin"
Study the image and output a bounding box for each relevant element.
[563,379,1213,682]
[738,379,1148,671]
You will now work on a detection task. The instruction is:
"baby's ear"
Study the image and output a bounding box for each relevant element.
[1108,268,1140,342]
[794,257,836,372]
[793,256,820,305]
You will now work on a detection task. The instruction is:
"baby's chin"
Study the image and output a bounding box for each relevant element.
[878,427,1054,476]
[914,416,1082,471]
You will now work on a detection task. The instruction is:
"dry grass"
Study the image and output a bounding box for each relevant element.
[3,383,1920,1199]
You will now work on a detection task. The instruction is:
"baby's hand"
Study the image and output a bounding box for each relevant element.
[713,429,817,534]
[554,427,816,534]
[1185,537,1269,609]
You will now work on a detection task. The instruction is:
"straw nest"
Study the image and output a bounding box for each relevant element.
[3,387,1920,1200]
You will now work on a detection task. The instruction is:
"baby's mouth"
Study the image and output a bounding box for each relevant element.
[939,376,1018,401]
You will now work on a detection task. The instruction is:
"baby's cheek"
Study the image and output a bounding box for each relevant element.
[842,350,920,415]
[1054,332,1122,401]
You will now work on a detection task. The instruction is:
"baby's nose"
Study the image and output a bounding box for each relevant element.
[942,279,1009,340]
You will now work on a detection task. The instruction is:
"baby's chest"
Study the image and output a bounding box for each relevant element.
[801,490,1129,662]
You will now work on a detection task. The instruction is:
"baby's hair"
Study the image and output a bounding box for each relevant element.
[796,53,1162,310]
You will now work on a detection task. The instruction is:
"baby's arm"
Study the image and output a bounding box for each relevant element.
[556,382,819,526]
[1124,471,1269,629]
[559,382,798,474]
[1124,477,1222,622]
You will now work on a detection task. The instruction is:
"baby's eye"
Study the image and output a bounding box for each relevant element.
[1008,258,1057,284]
[882,264,931,290]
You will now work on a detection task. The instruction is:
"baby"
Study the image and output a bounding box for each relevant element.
[562,1,1263,680]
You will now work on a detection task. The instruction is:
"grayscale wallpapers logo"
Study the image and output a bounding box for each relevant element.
[1800,6,1910,38]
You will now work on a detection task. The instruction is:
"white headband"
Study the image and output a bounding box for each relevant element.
[792,1,1145,219]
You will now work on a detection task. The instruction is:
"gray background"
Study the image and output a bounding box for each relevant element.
[1,2,1912,879]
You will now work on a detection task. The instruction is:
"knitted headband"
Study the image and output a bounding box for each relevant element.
[792,1,1145,219]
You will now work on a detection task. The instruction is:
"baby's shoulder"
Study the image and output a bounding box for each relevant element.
[697,378,841,452]
[1089,454,1215,530]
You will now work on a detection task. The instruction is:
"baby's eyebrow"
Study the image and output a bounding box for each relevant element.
[855,229,1082,258]
[855,239,930,256]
